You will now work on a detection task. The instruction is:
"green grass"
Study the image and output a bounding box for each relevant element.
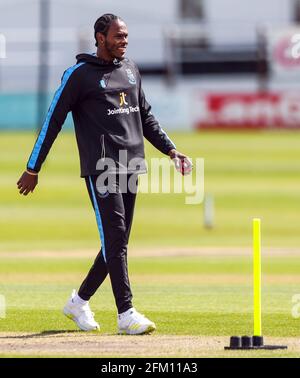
[1,130,300,250]
[0,256,300,336]
[1,130,300,357]
[0,254,299,357]
[0,255,299,334]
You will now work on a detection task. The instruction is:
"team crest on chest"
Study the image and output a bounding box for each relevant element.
[125,68,136,85]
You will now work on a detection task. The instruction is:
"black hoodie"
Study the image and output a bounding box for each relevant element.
[27,54,176,177]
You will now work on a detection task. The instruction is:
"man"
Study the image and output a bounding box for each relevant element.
[17,14,192,335]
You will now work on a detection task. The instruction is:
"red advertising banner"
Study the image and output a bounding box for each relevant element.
[194,92,300,129]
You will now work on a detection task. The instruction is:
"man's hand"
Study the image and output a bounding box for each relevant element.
[168,149,193,175]
[17,170,38,195]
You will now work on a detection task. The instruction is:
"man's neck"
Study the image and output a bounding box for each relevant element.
[96,49,113,63]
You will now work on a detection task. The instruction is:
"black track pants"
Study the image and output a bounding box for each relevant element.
[78,174,137,314]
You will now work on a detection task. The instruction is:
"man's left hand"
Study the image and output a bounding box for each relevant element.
[168,149,193,176]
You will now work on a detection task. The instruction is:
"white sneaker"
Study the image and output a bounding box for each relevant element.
[118,308,156,335]
[63,290,100,331]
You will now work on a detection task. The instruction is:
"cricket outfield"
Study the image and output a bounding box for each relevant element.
[0,131,299,357]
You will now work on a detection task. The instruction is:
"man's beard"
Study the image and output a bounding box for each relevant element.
[105,41,125,61]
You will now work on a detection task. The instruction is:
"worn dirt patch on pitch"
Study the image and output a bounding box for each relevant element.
[0,332,298,357]
[0,332,224,357]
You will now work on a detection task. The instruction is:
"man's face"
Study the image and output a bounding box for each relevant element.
[101,19,128,60]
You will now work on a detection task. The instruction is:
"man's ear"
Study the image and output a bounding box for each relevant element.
[96,32,105,46]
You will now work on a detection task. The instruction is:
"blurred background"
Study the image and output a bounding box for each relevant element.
[0,0,300,251]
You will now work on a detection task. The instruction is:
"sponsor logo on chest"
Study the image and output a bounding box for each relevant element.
[107,92,140,116]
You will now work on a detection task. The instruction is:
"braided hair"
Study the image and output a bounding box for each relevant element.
[94,14,122,46]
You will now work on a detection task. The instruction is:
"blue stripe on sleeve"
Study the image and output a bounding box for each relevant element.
[27,62,85,170]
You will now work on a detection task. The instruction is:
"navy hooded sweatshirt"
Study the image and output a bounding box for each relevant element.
[27,54,176,177]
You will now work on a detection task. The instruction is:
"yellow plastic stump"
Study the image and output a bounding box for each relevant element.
[253,218,262,337]
[225,218,287,349]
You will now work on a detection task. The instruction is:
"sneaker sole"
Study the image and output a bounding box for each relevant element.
[63,309,100,332]
[118,324,156,335]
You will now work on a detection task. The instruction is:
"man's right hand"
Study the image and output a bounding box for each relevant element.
[17,170,38,196]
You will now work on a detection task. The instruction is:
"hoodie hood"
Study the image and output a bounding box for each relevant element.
[76,53,123,68]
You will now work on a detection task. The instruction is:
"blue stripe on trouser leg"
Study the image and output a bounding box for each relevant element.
[88,176,106,263]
